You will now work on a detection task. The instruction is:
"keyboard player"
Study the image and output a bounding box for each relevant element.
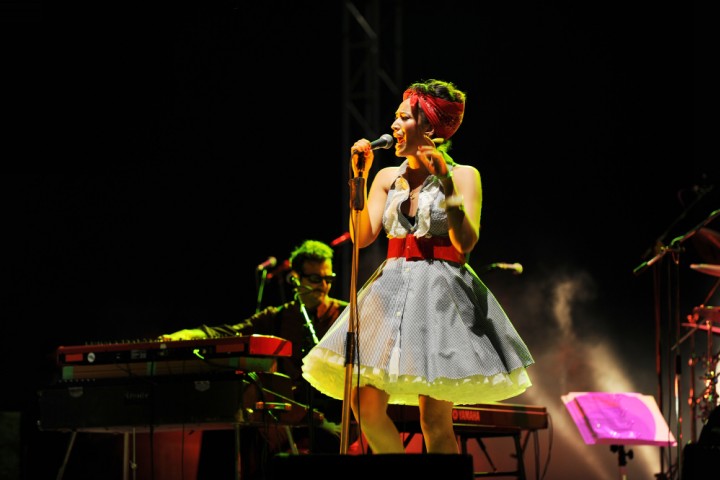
[159,240,348,478]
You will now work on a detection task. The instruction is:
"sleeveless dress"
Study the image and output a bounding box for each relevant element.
[301,160,534,406]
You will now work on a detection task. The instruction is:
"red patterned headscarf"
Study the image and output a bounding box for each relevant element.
[403,88,465,140]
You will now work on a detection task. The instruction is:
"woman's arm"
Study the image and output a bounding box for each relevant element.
[350,166,395,249]
[440,165,482,253]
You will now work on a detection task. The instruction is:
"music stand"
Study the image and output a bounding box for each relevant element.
[561,392,677,480]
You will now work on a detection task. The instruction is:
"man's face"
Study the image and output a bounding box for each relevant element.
[296,259,335,308]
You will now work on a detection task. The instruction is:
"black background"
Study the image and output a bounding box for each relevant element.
[5,1,717,479]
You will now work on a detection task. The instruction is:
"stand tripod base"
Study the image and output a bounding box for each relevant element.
[610,444,633,480]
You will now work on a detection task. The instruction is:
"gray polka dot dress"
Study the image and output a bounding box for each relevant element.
[302,161,534,406]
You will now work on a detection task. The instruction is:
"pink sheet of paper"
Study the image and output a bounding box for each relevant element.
[561,392,677,446]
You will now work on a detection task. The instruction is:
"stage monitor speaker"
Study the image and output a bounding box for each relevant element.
[682,406,720,480]
[681,443,720,480]
[269,453,474,480]
[698,405,720,445]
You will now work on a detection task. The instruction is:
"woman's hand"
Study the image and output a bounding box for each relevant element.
[416,135,448,177]
[350,139,375,177]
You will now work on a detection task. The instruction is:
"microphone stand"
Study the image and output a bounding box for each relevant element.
[339,153,365,454]
[255,268,269,313]
[294,283,320,452]
[298,299,320,345]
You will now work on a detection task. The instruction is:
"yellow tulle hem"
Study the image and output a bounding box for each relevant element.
[302,347,532,407]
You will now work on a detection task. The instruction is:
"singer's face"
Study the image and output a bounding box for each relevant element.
[297,259,334,308]
[391,98,425,157]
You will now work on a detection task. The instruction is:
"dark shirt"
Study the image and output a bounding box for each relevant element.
[200,297,348,421]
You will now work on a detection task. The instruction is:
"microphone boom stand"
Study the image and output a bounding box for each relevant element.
[339,155,366,454]
[255,269,268,313]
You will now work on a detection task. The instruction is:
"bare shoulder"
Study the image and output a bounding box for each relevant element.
[374,165,401,188]
[452,164,481,181]
[376,165,400,178]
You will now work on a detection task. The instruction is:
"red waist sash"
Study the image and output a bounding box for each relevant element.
[387,234,466,265]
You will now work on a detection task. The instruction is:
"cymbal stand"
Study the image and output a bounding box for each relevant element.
[639,243,684,479]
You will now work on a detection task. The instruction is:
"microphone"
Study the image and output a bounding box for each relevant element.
[266,259,290,280]
[370,134,394,150]
[256,256,277,271]
[487,262,523,274]
[287,273,312,292]
[330,232,351,247]
[353,134,394,154]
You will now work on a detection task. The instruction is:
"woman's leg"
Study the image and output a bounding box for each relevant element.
[418,395,459,453]
[351,385,405,453]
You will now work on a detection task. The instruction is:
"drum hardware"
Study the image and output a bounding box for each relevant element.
[689,263,720,278]
[681,322,720,335]
[690,352,719,422]
[689,305,720,323]
[690,226,720,265]
[633,210,719,476]
[681,306,720,338]
[676,306,720,352]
[685,304,720,437]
